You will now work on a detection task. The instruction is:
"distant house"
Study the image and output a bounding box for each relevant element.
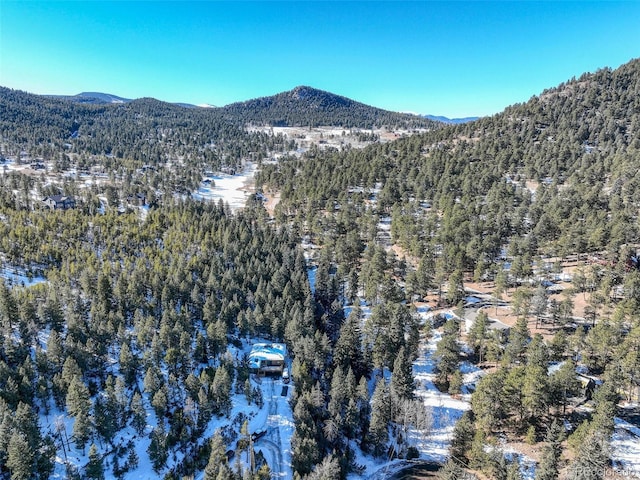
[127,193,146,206]
[43,195,75,210]
[249,343,287,374]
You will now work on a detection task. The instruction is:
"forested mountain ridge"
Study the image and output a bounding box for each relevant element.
[49,92,132,105]
[0,86,281,167]
[423,114,479,124]
[1,84,437,171]
[253,57,640,478]
[219,85,441,129]
[259,58,640,268]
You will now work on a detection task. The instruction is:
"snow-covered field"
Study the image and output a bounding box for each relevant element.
[191,164,257,211]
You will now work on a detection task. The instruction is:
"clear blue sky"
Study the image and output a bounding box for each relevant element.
[1,1,639,117]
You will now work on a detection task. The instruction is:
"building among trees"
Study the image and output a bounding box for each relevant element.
[249,343,287,374]
[42,194,76,210]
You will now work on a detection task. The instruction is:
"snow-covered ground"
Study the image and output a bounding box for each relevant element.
[612,415,640,475]
[249,378,294,479]
[0,266,46,287]
[412,330,473,463]
[410,325,538,479]
[191,164,257,211]
[46,338,293,480]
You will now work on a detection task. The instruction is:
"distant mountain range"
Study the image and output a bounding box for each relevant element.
[423,114,479,124]
[0,83,441,166]
[49,91,132,105]
[46,87,467,128]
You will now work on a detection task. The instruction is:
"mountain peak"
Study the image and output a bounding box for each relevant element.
[220,86,438,129]
[289,85,322,100]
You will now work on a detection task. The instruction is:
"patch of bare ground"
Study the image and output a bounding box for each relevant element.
[261,191,281,217]
[464,281,495,295]
[526,180,539,193]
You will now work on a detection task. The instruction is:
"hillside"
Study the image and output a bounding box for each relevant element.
[1,59,640,480]
[219,85,440,129]
[49,92,132,105]
[255,58,640,477]
[0,85,437,167]
[260,58,640,266]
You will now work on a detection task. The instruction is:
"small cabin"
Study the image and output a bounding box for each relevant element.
[127,193,146,206]
[249,343,287,374]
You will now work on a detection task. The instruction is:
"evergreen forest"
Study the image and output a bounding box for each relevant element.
[1,59,640,479]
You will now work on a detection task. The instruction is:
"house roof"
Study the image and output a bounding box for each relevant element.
[249,343,286,369]
[45,195,73,203]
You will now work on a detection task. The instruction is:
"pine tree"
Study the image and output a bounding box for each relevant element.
[119,341,137,387]
[438,458,471,480]
[6,431,35,480]
[448,369,463,395]
[85,443,105,480]
[472,369,505,432]
[333,307,366,378]
[65,375,92,450]
[130,391,146,435]
[532,283,549,328]
[147,424,168,473]
[522,364,548,421]
[304,454,342,480]
[446,269,464,306]
[566,431,610,480]
[505,316,530,363]
[151,384,169,419]
[125,444,139,471]
[549,359,580,414]
[468,310,488,362]
[535,421,564,480]
[434,319,461,389]
[211,366,232,415]
[390,346,415,400]
[469,428,488,471]
[13,402,41,451]
[368,379,390,456]
[204,430,227,480]
[450,410,474,465]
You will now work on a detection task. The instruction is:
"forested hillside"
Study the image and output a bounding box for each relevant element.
[219,86,439,129]
[259,59,640,268]
[0,87,289,172]
[0,198,313,479]
[256,58,640,478]
[1,59,640,480]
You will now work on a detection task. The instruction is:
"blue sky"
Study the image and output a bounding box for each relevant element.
[1,1,639,117]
